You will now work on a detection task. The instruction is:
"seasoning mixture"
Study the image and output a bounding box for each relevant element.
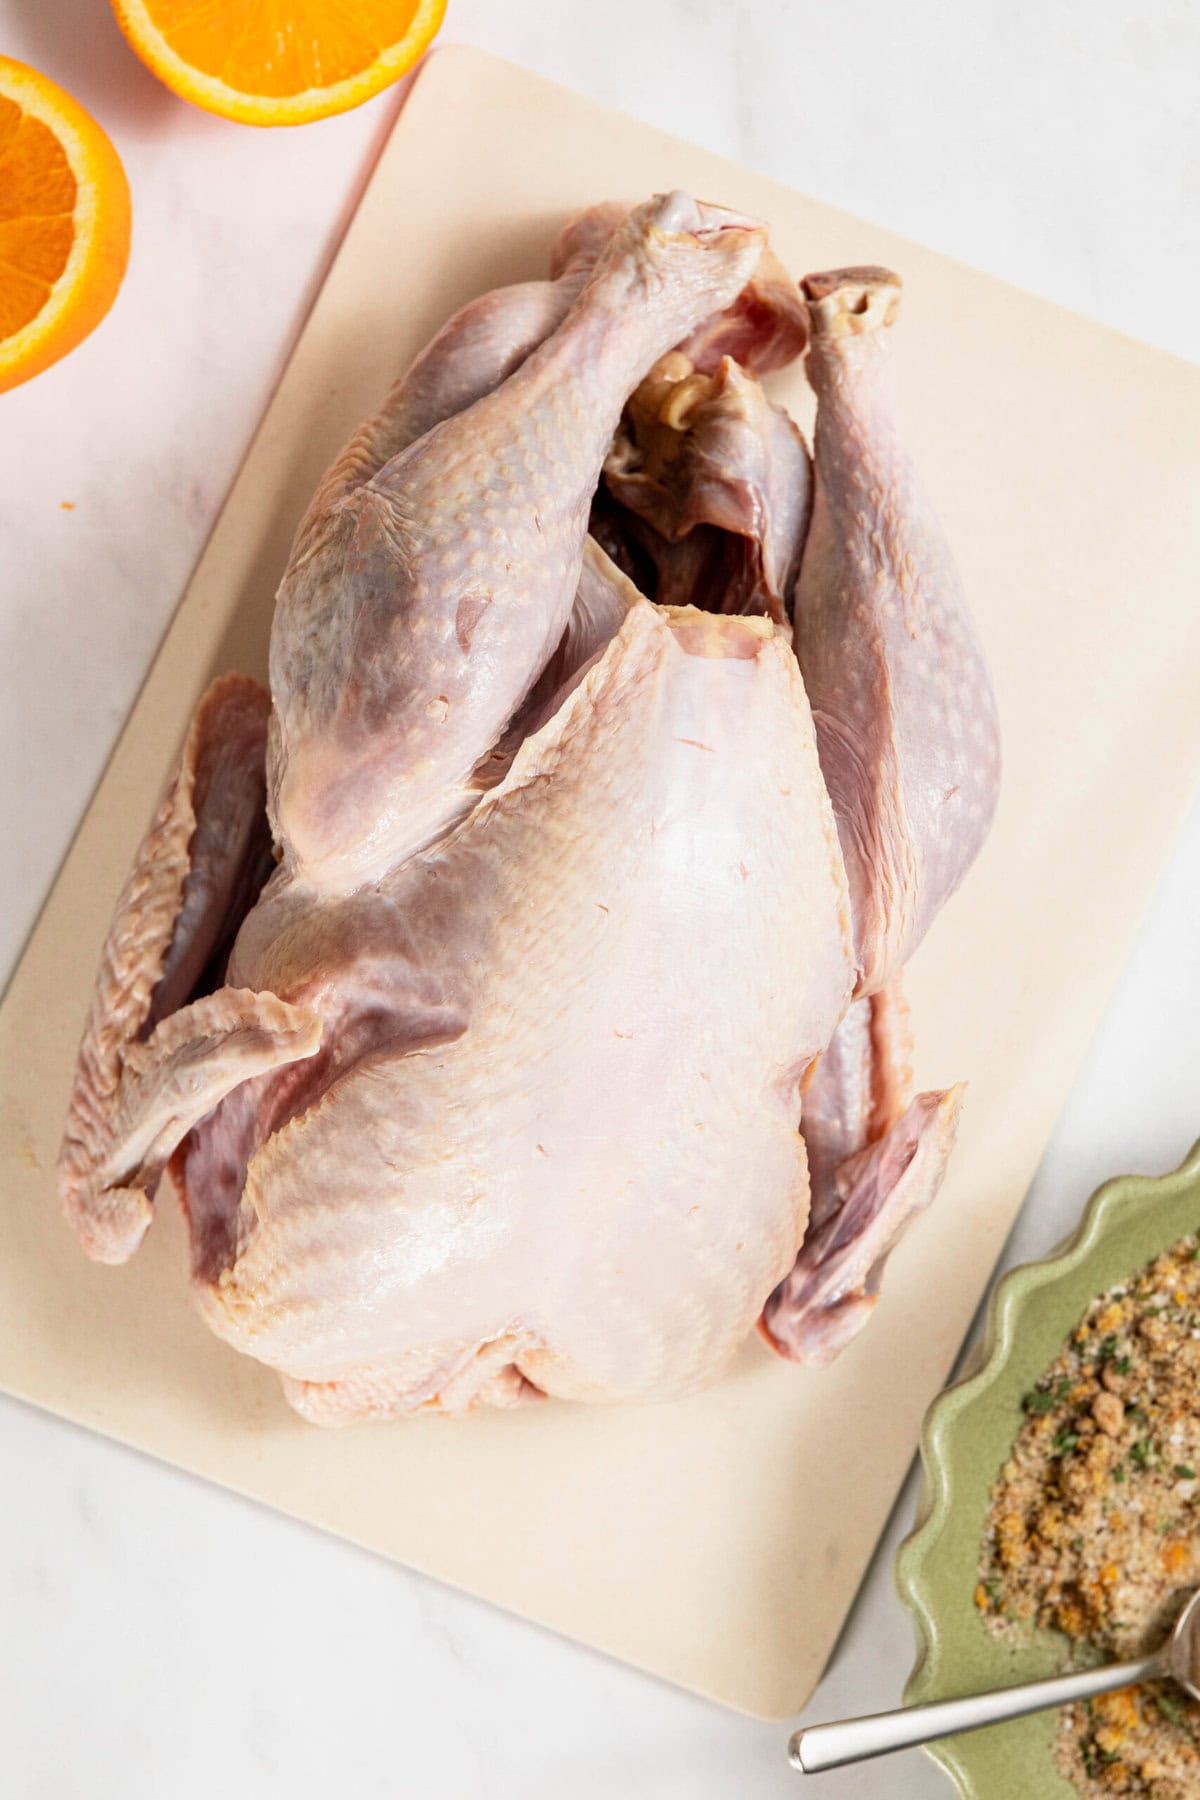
[978,1230,1200,1798]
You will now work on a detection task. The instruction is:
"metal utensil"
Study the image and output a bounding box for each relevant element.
[789,1587,1200,1774]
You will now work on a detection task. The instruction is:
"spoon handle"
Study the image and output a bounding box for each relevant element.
[789,1654,1162,1773]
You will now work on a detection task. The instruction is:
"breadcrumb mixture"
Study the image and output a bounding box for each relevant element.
[978,1231,1200,1797]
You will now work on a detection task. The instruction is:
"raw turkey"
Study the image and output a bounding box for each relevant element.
[59,194,999,1422]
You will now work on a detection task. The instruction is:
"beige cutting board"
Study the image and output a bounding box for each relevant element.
[3,46,1200,1720]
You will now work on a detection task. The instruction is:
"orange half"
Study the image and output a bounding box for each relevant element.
[110,0,448,127]
[0,57,132,394]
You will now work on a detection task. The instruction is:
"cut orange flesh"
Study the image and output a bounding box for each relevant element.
[110,0,447,127]
[0,57,131,393]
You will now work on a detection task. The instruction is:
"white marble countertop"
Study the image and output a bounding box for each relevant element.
[2,4,1198,1795]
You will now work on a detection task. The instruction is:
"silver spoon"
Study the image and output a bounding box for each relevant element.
[789,1586,1200,1774]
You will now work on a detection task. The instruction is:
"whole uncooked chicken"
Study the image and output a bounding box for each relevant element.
[59,193,999,1422]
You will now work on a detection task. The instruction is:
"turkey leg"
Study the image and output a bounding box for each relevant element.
[269,193,766,891]
[791,267,1000,998]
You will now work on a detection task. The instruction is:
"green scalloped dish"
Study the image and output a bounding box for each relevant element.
[894,1139,1200,1798]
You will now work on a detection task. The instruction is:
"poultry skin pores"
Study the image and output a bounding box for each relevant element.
[58,194,1000,1423]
